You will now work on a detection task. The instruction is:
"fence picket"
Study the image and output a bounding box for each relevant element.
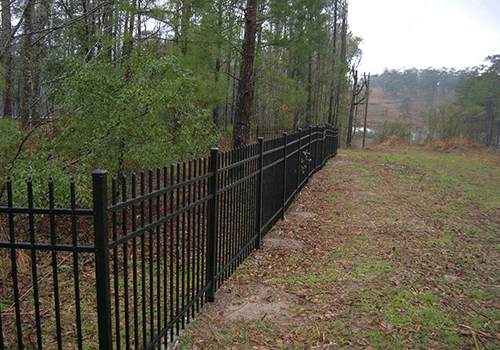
[206,148,219,303]
[92,170,113,350]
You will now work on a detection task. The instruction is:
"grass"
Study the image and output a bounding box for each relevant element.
[177,145,500,349]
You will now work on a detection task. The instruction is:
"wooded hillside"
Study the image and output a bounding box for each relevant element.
[357,61,500,148]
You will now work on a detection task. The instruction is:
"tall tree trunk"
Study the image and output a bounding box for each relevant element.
[32,46,41,123]
[112,1,120,61]
[21,0,34,130]
[136,0,141,38]
[334,3,347,127]
[327,0,338,124]
[180,0,191,55]
[224,5,236,129]
[254,7,263,129]
[224,49,233,128]
[212,49,222,128]
[122,0,136,58]
[212,58,221,127]
[81,0,94,61]
[101,0,115,60]
[230,60,238,127]
[233,0,258,147]
[314,43,321,125]
[32,0,50,123]
[305,54,312,126]
[346,68,357,148]
[1,0,13,118]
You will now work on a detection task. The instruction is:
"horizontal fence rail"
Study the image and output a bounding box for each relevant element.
[253,126,297,140]
[0,124,338,349]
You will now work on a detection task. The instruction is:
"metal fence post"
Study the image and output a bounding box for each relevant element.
[330,125,335,157]
[297,128,302,190]
[321,126,324,163]
[282,133,288,220]
[326,126,329,159]
[92,170,113,350]
[331,126,335,157]
[320,126,325,166]
[334,126,339,156]
[206,148,219,302]
[330,125,334,157]
[255,138,264,250]
[314,124,319,172]
[308,125,312,178]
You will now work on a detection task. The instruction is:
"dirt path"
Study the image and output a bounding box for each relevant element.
[177,148,500,349]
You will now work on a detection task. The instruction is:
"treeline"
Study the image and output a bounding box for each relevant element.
[370,56,500,148]
[371,67,465,103]
[0,0,360,205]
[425,55,500,147]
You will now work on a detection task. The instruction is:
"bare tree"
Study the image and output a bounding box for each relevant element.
[346,67,366,148]
[362,73,370,148]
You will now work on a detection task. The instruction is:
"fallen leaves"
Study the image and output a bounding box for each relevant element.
[177,148,500,349]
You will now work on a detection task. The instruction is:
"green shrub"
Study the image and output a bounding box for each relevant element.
[375,120,412,145]
[1,49,221,207]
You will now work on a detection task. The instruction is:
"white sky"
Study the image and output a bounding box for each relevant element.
[348,0,500,75]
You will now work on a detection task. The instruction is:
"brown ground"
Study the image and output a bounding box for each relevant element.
[364,89,455,131]
[177,147,500,350]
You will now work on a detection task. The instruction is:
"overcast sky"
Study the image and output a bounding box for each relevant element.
[348,0,500,75]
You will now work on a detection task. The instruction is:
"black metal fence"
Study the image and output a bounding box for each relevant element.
[0,124,338,349]
[253,126,297,140]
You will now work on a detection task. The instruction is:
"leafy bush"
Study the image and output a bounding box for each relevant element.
[424,101,485,143]
[375,121,412,145]
[0,119,21,174]
[52,50,218,177]
[1,49,220,207]
[0,122,83,207]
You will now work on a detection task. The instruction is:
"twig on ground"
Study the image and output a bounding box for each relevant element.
[208,322,228,349]
[459,324,498,339]
[472,331,480,350]
[4,253,73,314]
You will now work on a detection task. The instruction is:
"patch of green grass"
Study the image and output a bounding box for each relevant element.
[289,273,325,287]
[352,260,393,279]
[366,198,383,206]
[425,233,454,246]
[287,256,303,264]
[348,288,460,349]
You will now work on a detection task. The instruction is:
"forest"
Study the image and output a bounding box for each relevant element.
[1,0,364,205]
[1,0,499,206]
[363,57,500,148]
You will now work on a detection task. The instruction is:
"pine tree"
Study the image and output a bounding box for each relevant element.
[233,0,258,147]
